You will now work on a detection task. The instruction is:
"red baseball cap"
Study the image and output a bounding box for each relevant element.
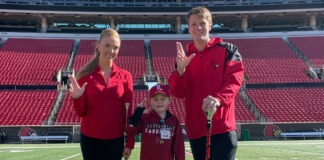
[149,84,170,98]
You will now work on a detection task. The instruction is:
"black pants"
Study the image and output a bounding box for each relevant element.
[189,131,238,160]
[80,133,124,160]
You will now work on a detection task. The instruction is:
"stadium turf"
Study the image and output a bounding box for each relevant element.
[0,140,323,160]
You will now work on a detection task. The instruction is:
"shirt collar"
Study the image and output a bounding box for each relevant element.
[94,62,120,75]
[187,37,223,53]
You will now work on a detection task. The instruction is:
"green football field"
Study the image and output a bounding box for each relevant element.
[0,140,323,160]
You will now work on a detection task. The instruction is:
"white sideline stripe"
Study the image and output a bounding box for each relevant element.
[60,153,81,160]
[239,142,324,146]
[0,146,79,149]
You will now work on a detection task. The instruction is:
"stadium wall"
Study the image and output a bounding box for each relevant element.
[0,126,74,143]
[240,123,324,140]
[2,30,324,40]
[1,123,324,144]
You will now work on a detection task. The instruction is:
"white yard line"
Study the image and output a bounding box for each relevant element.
[265,147,324,156]
[60,153,82,160]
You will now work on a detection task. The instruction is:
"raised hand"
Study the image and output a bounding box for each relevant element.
[137,100,151,114]
[137,100,146,108]
[68,75,87,99]
[176,42,196,76]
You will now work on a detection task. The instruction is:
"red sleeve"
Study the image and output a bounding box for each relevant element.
[214,55,244,107]
[126,134,135,149]
[123,71,134,149]
[123,71,134,119]
[125,118,143,149]
[168,72,186,98]
[173,120,185,160]
[126,116,144,136]
[72,78,88,117]
[125,126,138,137]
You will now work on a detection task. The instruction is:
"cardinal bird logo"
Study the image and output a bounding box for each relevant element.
[264,124,281,138]
[19,127,38,137]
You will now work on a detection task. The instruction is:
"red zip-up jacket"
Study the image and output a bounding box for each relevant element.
[168,38,244,139]
[73,63,135,149]
[126,110,185,160]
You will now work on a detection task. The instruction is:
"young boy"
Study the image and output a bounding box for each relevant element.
[126,84,185,160]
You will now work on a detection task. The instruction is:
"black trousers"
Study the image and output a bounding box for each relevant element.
[189,131,238,160]
[80,133,124,160]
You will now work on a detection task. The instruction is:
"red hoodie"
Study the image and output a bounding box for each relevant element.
[168,38,244,139]
[126,110,185,160]
[73,63,135,149]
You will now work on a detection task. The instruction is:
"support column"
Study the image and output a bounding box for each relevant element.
[242,15,248,32]
[176,16,181,34]
[310,13,317,30]
[110,16,115,29]
[41,16,47,33]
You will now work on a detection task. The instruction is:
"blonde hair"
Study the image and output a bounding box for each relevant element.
[76,29,120,80]
[188,6,212,25]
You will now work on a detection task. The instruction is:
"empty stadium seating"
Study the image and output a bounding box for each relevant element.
[0,38,73,85]
[55,94,81,125]
[227,38,320,83]
[247,88,324,122]
[4,36,324,126]
[289,36,324,68]
[235,96,256,122]
[73,40,97,72]
[73,40,146,83]
[0,90,56,125]
[168,97,186,124]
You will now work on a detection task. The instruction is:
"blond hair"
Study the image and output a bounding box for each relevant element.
[188,6,212,25]
[76,29,120,80]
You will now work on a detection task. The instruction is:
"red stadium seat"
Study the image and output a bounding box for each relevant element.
[235,96,256,122]
[247,88,324,122]
[0,38,73,85]
[226,38,320,84]
[289,36,324,68]
[0,90,56,125]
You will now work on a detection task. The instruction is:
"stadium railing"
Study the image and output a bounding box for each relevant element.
[280,131,324,140]
[20,135,69,144]
[0,0,321,7]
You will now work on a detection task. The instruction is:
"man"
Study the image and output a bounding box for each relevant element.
[168,6,244,160]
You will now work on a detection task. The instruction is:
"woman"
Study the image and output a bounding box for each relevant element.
[68,29,134,160]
